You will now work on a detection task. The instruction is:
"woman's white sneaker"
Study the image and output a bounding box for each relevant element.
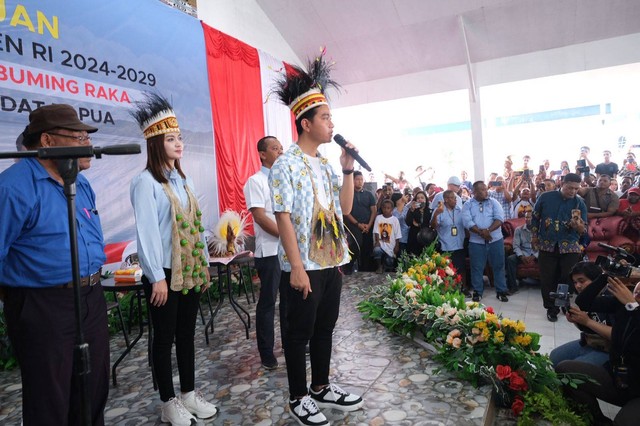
[161,397,197,426]
[181,390,218,418]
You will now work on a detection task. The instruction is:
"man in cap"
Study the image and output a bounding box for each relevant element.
[0,104,109,425]
[617,187,640,217]
[430,175,463,210]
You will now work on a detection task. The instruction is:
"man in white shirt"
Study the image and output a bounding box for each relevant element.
[243,136,283,370]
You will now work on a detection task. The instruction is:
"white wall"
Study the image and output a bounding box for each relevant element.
[196,0,301,66]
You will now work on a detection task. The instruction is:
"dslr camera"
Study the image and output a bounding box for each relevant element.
[595,255,633,278]
[549,283,572,313]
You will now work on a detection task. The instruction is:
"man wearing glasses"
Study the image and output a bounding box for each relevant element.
[0,104,109,425]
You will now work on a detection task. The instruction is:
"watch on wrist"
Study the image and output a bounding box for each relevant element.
[625,302,639,311]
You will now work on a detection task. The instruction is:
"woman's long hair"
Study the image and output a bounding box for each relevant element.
[145,133,185,184]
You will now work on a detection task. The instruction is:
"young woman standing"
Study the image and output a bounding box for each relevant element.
[130,93,217,426]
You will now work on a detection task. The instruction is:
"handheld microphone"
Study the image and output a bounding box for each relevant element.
[333,134,371,172]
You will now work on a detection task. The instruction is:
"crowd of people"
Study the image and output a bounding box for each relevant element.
[345,149,640,424]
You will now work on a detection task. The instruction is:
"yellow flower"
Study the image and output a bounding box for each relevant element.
[485,313,499,325]
[405,282,414,291]
[493,330,505,343]
[515,320,526,333]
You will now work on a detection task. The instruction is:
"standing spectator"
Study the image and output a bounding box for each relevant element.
[430,190,467,292]
[0,104,109,425]
[343,170,377,273]
[505,211,538,294]
[270,52,363,425]
[511,187,535,218]
[531,173,587,322]
[578,174,620,219]
[622,152,637,172]
[430,176,463,210]
[460,170,473,191]
[462,181,510,303]
[372,199,402,273]
[391,192,411,255]
[244,136,284,370]
[595,150,619,179]
[405,191,433,256]
[488,176,513,219]
[375,182,394,214]
[579,146,596,172]
[130,94,217,424]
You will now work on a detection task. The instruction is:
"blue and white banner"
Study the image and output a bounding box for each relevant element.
[0,0,218,246]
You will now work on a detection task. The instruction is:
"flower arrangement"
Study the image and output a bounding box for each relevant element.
[357,243,590,425]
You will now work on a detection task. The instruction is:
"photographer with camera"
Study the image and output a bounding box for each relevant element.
[556,274,640,425]
[578,174,620,219]
[549,262,614,368]
[405,190,434,256]
[531,172,588,322]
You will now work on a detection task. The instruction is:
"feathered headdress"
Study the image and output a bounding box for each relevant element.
[208,210,249,257]
[130,92,180,139]
[273,48,341,119]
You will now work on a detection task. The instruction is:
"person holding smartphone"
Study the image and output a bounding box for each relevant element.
[488,176,513,219]
[405,190,433,256]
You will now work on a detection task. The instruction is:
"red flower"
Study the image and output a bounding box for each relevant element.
[508,372,528,391]
[485,306,495,314]
[511,396,525,416]
[496,365,512,380]
[437,269,446,278]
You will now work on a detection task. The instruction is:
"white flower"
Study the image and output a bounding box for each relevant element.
[445,266,454,276]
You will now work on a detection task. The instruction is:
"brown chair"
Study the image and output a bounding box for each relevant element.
[502,218,540,280]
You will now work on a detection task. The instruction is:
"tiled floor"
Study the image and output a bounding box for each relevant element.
[0,273,618,425]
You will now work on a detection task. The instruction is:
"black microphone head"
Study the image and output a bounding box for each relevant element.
[333,134,347,146]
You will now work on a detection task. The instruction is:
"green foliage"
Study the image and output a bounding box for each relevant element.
[356,252,591,425]
[518,386,592,426]
[0,308,17,370]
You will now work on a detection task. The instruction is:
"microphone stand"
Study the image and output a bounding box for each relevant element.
[0,144,140,426]
[58,158,92,426]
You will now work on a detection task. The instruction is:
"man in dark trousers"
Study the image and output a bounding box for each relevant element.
[531,173,588,322]
[0,104,109,425]
[343,170,376,273]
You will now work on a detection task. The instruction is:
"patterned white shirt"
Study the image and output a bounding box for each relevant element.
[269,144,349,272]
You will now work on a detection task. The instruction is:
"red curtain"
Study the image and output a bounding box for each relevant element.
[202,23,264,216]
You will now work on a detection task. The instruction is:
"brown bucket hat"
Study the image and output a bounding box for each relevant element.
[27,104,98,135]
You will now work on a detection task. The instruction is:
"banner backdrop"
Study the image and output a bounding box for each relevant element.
[0,0,218,245]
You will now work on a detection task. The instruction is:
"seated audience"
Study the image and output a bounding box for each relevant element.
[549,262,613,368]
[373,199,402,273]
[617,187,640,218]
[578,174,620,219]
[505,211,538,294]
[556,276,640,425]
[405,191,433,256]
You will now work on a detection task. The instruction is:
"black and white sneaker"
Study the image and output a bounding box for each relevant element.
[289,395,328,426]
[309,383,364,412]
[472,292,481,302]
